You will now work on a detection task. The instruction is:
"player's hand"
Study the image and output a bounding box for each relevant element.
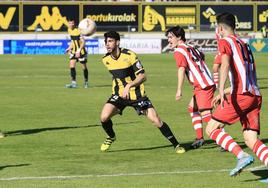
[219,92,228,109]
[122,84,131,100]
[175,90,182,101]
[75,52,81,58]
[212,94,221,108]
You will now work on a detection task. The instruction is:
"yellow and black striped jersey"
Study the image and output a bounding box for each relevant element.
[102,48,146,100]
[68,28,86,55]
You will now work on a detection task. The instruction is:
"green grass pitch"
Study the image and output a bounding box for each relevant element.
[0,53,268,187]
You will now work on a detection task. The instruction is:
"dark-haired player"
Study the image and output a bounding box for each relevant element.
[166,26,215,149]
[99,31,185,154]
[65,18,89,88]
[205,12,267,177]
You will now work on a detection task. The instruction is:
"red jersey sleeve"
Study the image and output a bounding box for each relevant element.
[218,39,232,56]
[174,51,187,68]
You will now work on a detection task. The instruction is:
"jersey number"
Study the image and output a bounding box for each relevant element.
[187,47,204,72]
[236,40,254,64]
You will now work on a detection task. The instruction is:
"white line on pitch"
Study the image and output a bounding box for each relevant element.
[0,165,265,181]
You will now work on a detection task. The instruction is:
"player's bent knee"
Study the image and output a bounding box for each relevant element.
[100,114,110,123]
[243,130,258,150]
[149,116,162,127]
[205,120,221,136]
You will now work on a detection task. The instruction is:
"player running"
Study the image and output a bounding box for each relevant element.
[166,26,216,149]
[206,12,267,177]
[65,18,89,88]
[99,31,185,154]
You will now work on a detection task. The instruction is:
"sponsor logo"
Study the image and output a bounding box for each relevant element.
[202,7,252,29]
[27,6,68,31]
[0,7,16,30]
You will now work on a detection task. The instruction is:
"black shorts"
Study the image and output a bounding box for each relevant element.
[106,94,154,115]
[69,53,87,64]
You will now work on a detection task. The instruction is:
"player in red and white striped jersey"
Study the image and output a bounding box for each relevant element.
[166,26,216,149]
[206,12,266,178]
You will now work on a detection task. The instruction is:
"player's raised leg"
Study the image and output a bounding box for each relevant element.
[145,107,185,154]
[66,59,77,88]
[100,103,120,151]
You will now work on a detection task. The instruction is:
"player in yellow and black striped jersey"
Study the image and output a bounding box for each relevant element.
[99,31,185,154]
[65,18,89,88]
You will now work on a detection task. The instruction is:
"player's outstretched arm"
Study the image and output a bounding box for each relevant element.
[122,73,146,99]
[176,67,185,101]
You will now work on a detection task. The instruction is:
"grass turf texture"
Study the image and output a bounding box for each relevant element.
[0,53,267,187]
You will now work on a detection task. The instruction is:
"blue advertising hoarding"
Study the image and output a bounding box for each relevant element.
[4,39,99,54]
[249,38,268,53]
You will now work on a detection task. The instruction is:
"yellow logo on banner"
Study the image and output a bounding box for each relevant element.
[259,10,268,22]
[143,6,165,31]
[27,6,68,31]
[0,7,16,30]
[202,7,251,29]
[252,40,266,52]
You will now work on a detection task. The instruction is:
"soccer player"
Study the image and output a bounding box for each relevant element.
[65,18,89,88]
[166,26,215,149]
[99,31,185,154]
[205,12,267,177]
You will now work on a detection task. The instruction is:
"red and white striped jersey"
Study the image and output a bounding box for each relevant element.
[174,43,214,89]
[218,35,261,96]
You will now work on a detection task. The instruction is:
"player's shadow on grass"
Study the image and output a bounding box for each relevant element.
[109,144,172,152]
[4,121,141,136]
[195,139,268,151]
[258,77,268,90]
[90,84,111,88]
[243,169,268,182]
[259,86,268,90]
[0,164,30,171]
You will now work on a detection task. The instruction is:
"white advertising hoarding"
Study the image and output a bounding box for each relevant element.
[98,39,161,54]
[0,40,3,54]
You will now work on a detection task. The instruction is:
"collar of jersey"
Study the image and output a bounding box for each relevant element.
[110,48,122,60]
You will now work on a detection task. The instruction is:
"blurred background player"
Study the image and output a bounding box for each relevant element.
[65,18,89,88]
[99,31,185,154]
[166,26,216,149]
[206,12,267,177]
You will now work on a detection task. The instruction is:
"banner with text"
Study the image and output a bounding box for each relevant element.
[161,38,218,53]
[98,38,162,54]
[23,4,79,32]
[83,4,139,32]
[142,5,196,32]
[3,39,161,54]
[0,4,19,32]
[200,5,254,31]
[4,39,99,54]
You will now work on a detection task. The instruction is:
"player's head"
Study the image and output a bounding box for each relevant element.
[216,12,236,36]
[165,26,186,49]
[104,31,120,53]
[67,17,75,29]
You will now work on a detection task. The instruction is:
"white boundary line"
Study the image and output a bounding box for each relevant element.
[0,165,265,181]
